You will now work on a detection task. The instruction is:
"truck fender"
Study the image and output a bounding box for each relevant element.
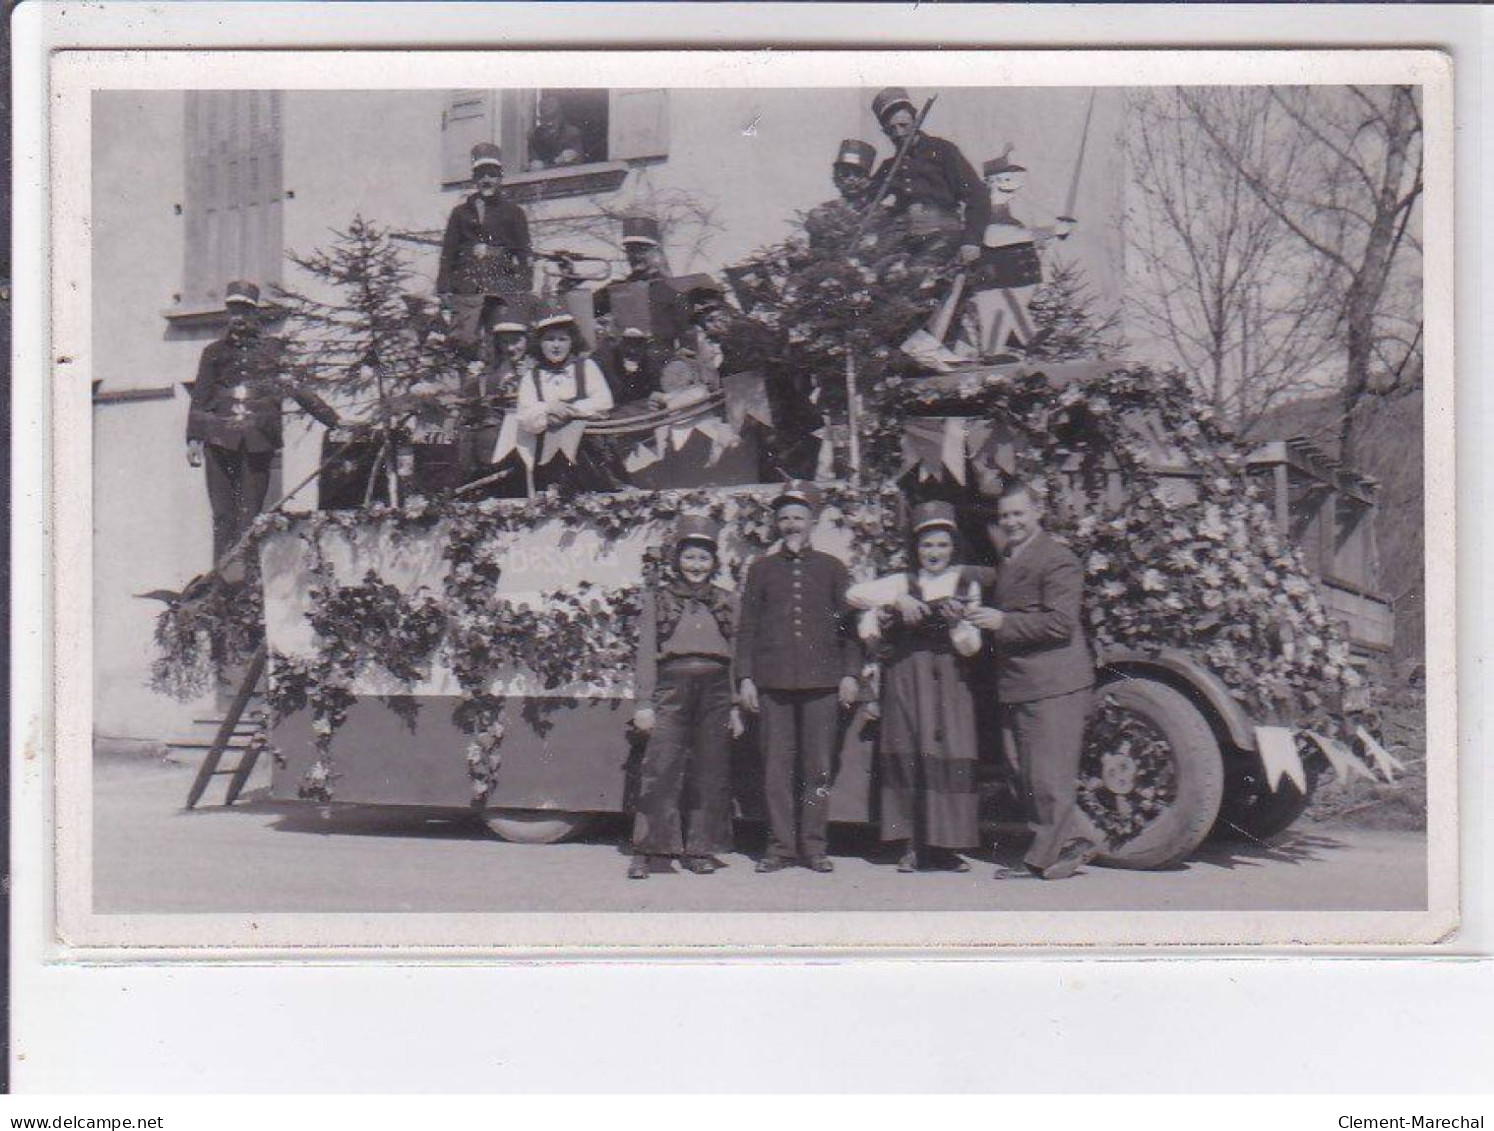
[1096,649,1256,753]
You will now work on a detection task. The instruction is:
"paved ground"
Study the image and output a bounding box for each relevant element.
[92,752,1428,914]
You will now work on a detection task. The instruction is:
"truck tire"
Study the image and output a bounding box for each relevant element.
[482,809,595,844]
[1078,679,1225,870]
[1214,755,1322,844]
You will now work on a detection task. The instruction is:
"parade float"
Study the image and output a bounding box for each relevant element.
[150,207,1402,872]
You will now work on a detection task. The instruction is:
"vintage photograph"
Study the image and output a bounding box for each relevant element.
[57,51,1452,949]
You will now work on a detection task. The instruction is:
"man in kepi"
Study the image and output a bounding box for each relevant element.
[436,142,534,350]
[187,280,339,578]
[870,87,989,265]
[968,479,1106,881]
[735,482,861,874]
[804,138,879,247]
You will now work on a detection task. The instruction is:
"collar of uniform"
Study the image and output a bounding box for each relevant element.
[1004,530,1042,564]
[780,542,810,561]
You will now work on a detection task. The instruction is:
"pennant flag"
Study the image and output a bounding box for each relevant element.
[490,414,520,465]
[724,372,773,432]
[1255,725,1307,793]
[941,418,967,485]
[540,420,587,466]
[1305,731,1377,783]
[1355,726,1406,781]
[624,442,662,474]
[901,418,946,482]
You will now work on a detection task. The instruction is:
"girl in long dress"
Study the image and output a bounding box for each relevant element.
[848,501,984,872]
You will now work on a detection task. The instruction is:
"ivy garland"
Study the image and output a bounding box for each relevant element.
[175,482,904,802]
[861,363,1373,749]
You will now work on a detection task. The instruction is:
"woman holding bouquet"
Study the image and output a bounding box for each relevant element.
[848,501,985,872]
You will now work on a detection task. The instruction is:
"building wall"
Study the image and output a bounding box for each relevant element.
[91,86,1125,740]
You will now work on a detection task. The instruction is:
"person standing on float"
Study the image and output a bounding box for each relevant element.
[436,142,534,350]
[848,501,984,873]
[628,516,739,880]
[186,280,339,576]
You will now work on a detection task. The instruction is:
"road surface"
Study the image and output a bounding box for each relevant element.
[92,751,1427,915]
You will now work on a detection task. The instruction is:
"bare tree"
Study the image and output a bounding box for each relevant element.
[1180,84,1423,462]
[1125,88,1338,435]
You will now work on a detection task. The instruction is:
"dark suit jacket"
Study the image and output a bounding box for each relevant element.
[437,193,533,295]
[983,531,1095,704]
[735,545,860,692]
[187,330,337,453]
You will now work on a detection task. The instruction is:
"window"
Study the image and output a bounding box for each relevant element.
[440,88,668,194]
[181,91,285,311]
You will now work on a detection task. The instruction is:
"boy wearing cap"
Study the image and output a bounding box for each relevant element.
[869,87,989,263]
[967,480,1103,881]
[437,143,534,349]
[629,516,739,880]
[186,280,339,572]
[735,482,861,873]
[458,294,535,498]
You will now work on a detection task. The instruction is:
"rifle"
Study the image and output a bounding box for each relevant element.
[851,94,938,245]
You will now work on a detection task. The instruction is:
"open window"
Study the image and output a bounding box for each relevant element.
[440,88,668,201]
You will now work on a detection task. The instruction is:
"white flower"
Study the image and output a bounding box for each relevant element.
[1087,552,1110,573]
[1141,569,1167,592]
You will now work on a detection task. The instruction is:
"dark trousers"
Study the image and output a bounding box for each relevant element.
[204,443,274,566]
[759,688,841,860]
[1000,687,1104,869]
[632,658,734,856]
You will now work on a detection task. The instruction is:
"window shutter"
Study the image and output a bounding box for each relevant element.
[442,90,496,184]
[182,90,284,308]
[608,89,669,162]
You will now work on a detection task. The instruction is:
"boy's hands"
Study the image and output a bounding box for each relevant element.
[838,676,860,707]
[894,593,929,624]
[632,707,656,734]
[738,678,759,713]
[968,606,1005,632]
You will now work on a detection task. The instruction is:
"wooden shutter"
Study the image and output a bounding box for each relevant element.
[442,90,496,184]
[182,90,284,307]
[608,89,669,162]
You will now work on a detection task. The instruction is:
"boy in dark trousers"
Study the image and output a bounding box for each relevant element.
[736,482,861,873]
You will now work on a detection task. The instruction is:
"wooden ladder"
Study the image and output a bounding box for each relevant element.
[185,643,269,809]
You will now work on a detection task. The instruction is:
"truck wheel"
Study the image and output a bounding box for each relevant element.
[1078,679,1224,870]
[1214,755,1322,844]
[482,809,595,844]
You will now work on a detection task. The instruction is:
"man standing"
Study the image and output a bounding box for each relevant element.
[593,215,687,368]
[869,87,989,265]
[736,482,861,873]
[436,142,533,349]
[968,479,1104,880]
[804,138,879,248]
[187,280,339,574]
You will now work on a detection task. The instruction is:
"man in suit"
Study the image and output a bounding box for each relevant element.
[968,479,1105,880]
[437,142,534,350]
[187,280,339,574]
[735,481,862,873]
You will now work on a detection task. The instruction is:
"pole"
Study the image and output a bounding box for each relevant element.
[1059,89,1099,223]
[845,350,862,480]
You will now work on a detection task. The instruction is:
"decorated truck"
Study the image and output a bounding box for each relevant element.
[207,357,1397,872]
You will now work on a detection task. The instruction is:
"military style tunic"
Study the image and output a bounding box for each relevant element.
[873,133,991,246]
[436,193,533,297]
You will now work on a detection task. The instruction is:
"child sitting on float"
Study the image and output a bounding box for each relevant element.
[515,302,617,494]
[847,501,985,873]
